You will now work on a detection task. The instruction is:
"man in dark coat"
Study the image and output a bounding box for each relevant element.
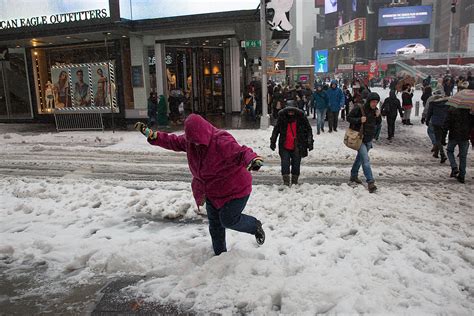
[444,107,474,184]
[347,92,382,193]
[381,90,403,140]
[147,92,158,128]
[426,96,450,163]
[270,107,314,186]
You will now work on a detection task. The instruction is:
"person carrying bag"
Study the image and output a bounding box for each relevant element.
[346,93,382,193]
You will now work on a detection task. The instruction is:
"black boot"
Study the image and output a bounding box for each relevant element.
[407,120,413,126]
[450,168,459,178]
[291,175,299,185]
[255,220,265,245]
[456,176,465,184]
[282,174,291,186]
[368,182,377,193]
[350,176,363,184]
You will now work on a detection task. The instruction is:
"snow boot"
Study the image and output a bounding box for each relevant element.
[456,175,465,184]
[430,145,436,153]
[282,174,291,186]
[255,220,265,245]
[368,182,377,193]
[350,176,363,184]
[440,156,447,164]
[450,168,459,178]
[291,175,299,185]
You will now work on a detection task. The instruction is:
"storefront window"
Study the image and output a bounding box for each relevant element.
[32,43,119,114]
[0,48,33,118]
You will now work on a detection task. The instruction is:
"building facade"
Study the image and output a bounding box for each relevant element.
[0,0,268,122]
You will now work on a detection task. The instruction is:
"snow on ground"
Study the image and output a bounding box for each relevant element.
[1,88,473,314]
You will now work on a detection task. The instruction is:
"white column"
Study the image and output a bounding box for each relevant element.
[129,36,150,110]
[154,43,166,97]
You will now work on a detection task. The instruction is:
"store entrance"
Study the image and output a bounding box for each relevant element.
[165,46,225,115]
[0,48,33,119]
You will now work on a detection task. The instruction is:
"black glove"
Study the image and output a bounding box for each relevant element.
[421,118,425,124]
[308,142,314,151]
[247,157,264,171]
[270,143,276,151]
[425,120,430,127]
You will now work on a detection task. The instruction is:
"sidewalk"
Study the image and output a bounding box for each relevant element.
[0,113,261,136]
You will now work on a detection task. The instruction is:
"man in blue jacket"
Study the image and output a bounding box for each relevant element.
[326,79,345,132]
[312,84,329,135]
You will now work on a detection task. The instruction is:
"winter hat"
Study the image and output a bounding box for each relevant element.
[367,92,380,102]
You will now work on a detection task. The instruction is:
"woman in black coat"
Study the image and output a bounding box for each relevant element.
[270,107,314,186]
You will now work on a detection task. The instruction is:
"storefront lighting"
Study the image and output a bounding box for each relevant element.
[84,39,89,41]
[16,45,20,48]
[107,32,111,35]
[205,40,209,43]
[202,43,206,46]
[218,44,222,47]
[34,51,38,56]
[66,36,71,39]
[223,41,226,44]
[121,35,127,38]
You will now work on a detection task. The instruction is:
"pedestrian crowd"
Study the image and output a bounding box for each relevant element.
[136,71,473,256]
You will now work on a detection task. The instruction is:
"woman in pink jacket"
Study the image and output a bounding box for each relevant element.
[135,115,265,255]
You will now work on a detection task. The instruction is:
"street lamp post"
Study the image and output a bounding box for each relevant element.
[260,0,269,129]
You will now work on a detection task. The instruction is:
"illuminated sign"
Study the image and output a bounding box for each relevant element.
[314,50,328,73]
[336,18,366,46]
[378,5,432,27]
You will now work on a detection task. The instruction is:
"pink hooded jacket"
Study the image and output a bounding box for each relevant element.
[148,114,258,209]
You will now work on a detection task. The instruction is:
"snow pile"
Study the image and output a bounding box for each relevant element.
[1,176,473,314]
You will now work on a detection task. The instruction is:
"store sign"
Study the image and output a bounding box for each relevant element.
[0,9,108,30]
[378,5,432,27]
[336,18,366,46]
[0,0,110,30]
[314,49,328,73]
[325,0,337,14]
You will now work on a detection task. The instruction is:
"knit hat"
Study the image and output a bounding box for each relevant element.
[367,92,380,102]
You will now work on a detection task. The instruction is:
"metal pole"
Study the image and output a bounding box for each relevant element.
[446,9,454,72]
[260,0,269,129]
[105,33,115,133]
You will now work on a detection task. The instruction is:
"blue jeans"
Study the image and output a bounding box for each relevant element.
[316,108,327,133]
[206,195,257,255]
[447,140,469,178]
[280,148,301,176]
[351,142,374,183]
[427,123,436,145]
[246,104,256,121]
[375,123,382,140]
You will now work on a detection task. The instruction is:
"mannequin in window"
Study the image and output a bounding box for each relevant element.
[45,81,54,110]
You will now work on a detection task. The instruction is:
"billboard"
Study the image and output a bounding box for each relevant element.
[314,50,328,73]
[377,38,430,58]
[120,0,259,20]
[336,18,366,46]
[0,0,110,30]
[378,5,432,27]
[325,0,337,14]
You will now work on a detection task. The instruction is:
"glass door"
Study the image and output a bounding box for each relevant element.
[0,48,33,119]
